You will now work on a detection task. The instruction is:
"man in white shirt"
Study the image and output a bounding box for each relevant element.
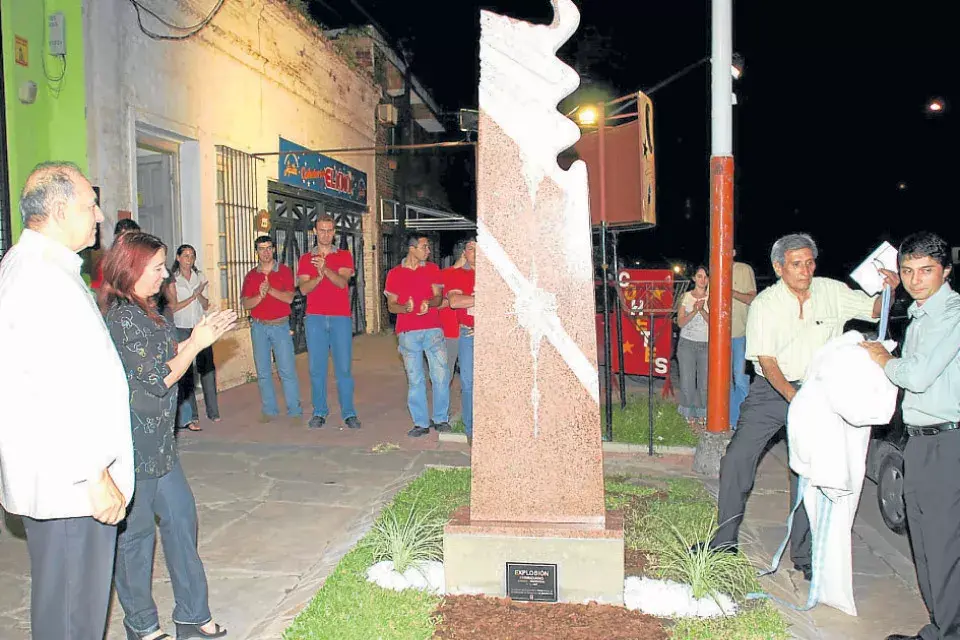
[703,233,898,582]
[0,162,134,640]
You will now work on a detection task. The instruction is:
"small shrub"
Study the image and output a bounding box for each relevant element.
[649,516,756,601]
[364,495,444,574]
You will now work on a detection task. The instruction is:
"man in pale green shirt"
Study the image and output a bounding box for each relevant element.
[706,233,898,581]
[862,232,960,640]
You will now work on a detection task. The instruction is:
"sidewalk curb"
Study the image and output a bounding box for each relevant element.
[438,432,695,456]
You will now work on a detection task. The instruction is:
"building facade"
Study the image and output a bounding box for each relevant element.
[84,0,382,388]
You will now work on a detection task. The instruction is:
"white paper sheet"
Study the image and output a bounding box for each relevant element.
[850,242,898,295]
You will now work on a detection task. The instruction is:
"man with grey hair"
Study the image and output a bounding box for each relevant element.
[0,162,134,639]
[703,232,899,581]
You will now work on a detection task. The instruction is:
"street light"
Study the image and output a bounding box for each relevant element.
[577,106,598,126]
[926,98,946,114]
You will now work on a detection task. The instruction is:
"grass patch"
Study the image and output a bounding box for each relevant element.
[669,601,787,640]
[284,468,470,640]
[453,398,696,448]
[612,396,698,447]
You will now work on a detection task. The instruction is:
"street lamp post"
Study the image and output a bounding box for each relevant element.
[706,0,735,433]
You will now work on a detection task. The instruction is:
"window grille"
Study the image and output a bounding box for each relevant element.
[216,146,261,318]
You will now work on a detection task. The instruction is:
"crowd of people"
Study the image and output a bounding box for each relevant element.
[1,160,956,640]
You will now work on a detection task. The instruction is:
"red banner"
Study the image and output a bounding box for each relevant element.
[595,269,674,378]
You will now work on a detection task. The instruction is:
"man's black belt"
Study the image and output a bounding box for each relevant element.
[906,422,960,437]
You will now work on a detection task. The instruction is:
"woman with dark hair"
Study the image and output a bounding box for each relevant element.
[100,232,235,640]
[676,265,710,427]
[166,244,220,431]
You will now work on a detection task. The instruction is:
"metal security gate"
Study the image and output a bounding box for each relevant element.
[267,182,365,354]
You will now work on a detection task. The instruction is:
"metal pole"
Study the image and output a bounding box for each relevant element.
[598,103,614,442]
[706,0,734,433]
[648,312,656,456]
[612,232,627,409]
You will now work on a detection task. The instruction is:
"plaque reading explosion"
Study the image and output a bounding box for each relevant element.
[506,563,558,602]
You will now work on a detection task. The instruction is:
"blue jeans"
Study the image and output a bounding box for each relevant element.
[458,327,474,437]
[730,336,749,429]
[251,320,302,417]
[114,461,212,635]
[304,314,356,420]
[398,328,449,427]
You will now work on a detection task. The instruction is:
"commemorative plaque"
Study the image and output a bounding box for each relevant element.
[506,563,558,602]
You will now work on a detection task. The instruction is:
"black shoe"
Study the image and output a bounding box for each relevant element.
[432,421,452,433]
[885,635,921,640]
[689,540,739,556]
[345,416,362,429]
[308,415,326,429]
[794,563,813,582]
[466,434,473,447]
[407,426,431,438]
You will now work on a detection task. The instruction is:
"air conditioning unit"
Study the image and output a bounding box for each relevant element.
[377,103,398,126]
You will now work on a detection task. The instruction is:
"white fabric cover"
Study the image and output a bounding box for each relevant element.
[786,331,898,616]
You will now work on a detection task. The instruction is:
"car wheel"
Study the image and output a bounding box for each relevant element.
[877,451,907,535]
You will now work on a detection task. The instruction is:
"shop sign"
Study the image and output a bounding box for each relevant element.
[278,137,367,206]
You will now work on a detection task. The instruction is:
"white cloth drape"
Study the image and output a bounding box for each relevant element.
[786,331,898,615]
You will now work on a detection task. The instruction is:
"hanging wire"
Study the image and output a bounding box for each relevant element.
[128,0,227,41]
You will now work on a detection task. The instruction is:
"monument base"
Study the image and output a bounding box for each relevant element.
[443,507,625,605]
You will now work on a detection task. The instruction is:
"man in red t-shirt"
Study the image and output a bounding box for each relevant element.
[445,238,476,444]
[297,214,359,430]
[439,252,466,384]
[384,233,451,438]
[241,235,302,422]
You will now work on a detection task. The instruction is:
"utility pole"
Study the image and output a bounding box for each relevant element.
[706,0,734,433]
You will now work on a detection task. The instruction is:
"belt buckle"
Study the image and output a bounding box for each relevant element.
[922,427,940,436]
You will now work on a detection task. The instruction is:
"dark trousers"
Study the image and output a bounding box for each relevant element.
[904,430,960,640]
[22,515,117,640]
[176,327,219,425]
[711,375,811,566]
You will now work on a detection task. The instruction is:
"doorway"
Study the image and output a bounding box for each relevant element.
[136,144,180,252]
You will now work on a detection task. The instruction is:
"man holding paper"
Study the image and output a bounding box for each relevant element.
[861,232,960,640]
[705,233,898,581]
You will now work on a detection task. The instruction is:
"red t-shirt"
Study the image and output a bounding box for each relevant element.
[385,262,443,334]
[241,263,296,321]
[297,248,354,317]
[439,267,460,339]
[444,267,476,329]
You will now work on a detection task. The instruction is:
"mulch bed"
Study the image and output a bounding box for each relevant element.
[433,596,667,640]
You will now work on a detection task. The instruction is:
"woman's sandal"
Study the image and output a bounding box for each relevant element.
[175,622,227,639]
[124,626,171,640]
[184,421,203,432]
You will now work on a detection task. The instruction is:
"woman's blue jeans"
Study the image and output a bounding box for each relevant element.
[114,461,212,635]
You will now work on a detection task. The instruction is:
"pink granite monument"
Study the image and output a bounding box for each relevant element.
[443,0,624,604]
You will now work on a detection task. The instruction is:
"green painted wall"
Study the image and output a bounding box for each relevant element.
[2,0,88,243]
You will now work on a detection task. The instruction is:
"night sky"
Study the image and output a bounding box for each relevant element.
[311,1,958,280]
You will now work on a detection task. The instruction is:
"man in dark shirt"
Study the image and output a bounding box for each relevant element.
[242,235,302,422]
